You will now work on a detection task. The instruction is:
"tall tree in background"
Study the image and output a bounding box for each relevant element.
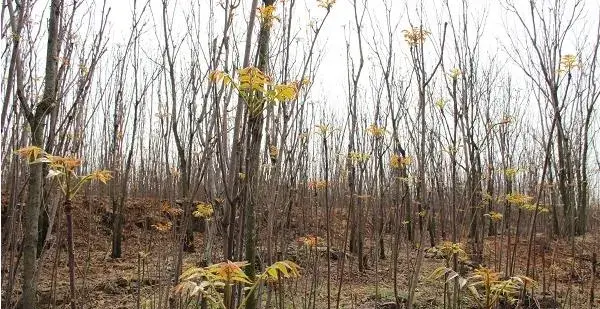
[505,0,584,237]
[110,0,152,258]
[404,17,447,309]
[346,0,365,270]
[445,0,487,263]
[574,20,599,236]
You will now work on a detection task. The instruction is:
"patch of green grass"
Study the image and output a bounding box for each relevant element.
[365,286,400,302]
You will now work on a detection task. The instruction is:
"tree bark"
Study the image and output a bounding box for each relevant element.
[22,1,61,308]
[244,2,274,309]
[64,198,76,309]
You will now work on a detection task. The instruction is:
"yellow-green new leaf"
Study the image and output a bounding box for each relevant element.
[262,260,301,282]
[89,170,113,184]
[16,146,44,162]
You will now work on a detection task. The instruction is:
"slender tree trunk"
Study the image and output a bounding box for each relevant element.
[244,3,274,309]
[21,1,62,307]
[224,0,259,261]
[64,198,76,309]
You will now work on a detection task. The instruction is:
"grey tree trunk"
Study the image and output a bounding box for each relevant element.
[244,2,274,309]
[22,1,62,308]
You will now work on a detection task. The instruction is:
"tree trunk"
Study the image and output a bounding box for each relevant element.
[224,0,260,261]
[244,2,274,309]
[64,198,76,309]
[22,1,61,308]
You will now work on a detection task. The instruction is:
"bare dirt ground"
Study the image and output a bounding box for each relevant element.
[4,196,599,308]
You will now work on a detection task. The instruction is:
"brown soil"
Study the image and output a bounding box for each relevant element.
[3,196,599,309]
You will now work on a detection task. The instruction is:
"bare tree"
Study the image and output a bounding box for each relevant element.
[16,1,62,307]
[504,0,584,237]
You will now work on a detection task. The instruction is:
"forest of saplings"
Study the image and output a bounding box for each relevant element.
[1,0,599,308]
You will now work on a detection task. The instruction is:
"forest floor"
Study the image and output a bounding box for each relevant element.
[4,196,599,309]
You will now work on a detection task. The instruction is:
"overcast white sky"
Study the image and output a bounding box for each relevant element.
[95,0,599,113]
